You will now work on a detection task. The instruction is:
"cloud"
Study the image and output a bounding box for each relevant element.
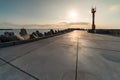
[0,23,68,29]
[58,22,68,25]
[58,22,89,25]
[0,22,90,29]
[68,22,89,25]
[109,5,120,12]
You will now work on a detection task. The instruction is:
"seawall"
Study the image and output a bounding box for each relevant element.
[0,31,69,48]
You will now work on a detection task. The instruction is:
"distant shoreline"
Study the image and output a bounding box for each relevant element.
[0,29,13,30]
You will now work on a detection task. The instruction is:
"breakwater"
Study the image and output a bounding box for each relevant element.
[0,28,75,48]
[88,29,120,37]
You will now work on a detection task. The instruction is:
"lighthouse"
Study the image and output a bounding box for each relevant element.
[91,7,96,30]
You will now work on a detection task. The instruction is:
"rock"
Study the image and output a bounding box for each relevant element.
[19,28,28,36]
[50,29,54,34]
[19,28,30,40]
[36,30,43,37]
[14,33,24,40]
[30,34,38,39]
[0,32,17,42]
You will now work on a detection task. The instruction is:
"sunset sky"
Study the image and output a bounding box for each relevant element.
[0,0,120,29]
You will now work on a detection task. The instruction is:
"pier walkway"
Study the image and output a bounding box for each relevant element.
[0,30,120,80]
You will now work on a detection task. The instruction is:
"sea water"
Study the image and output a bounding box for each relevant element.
[0,29,61,35]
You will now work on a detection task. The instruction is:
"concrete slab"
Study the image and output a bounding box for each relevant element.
[11,32,77,80]
[0,64,36,80]
[79,38,120,51]
[0,57,36,80]
[77,47,120,80]
[0,59,5,66]
[0,34,64,65]
[0,30,120,80]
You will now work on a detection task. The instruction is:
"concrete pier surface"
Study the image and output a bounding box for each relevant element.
[0,30,120,80]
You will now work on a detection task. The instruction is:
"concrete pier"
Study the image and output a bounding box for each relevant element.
[0,30,120,80]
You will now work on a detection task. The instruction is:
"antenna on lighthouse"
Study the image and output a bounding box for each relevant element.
[95,6,96,11]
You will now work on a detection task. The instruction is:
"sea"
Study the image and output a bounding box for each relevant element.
[0,29,63,35]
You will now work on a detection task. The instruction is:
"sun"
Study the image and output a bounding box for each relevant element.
[68,10,78,22]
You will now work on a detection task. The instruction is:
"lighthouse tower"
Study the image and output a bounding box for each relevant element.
[91,7,96,30]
